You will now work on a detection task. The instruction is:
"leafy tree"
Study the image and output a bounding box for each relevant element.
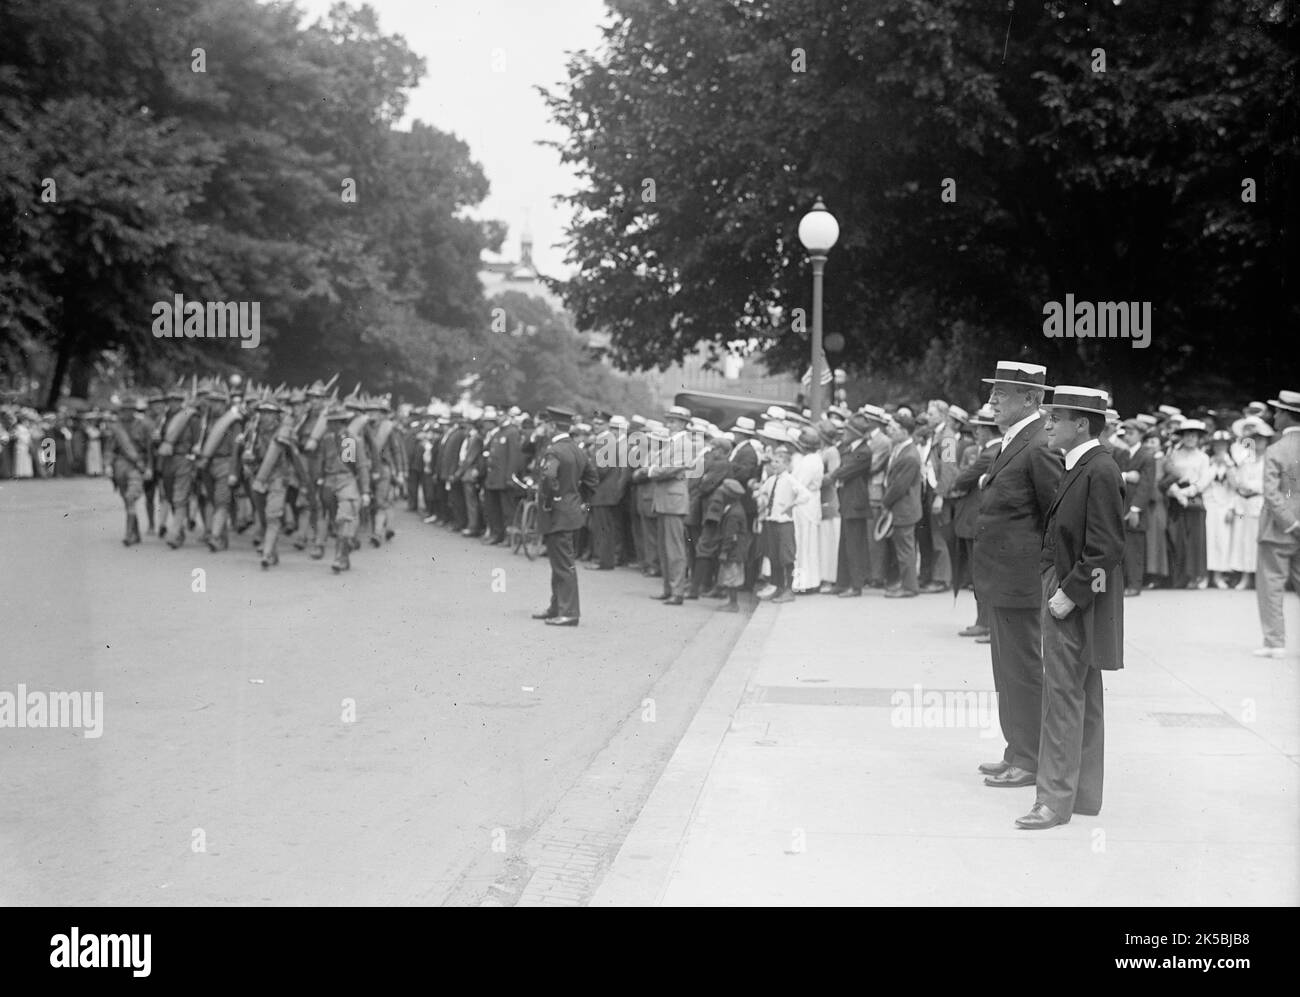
[544,0,1298,411]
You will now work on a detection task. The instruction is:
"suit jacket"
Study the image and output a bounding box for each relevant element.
[537,435,597,534]
[437,427,466,479]
[590,431,631,505]
[1041,445,1125,670]
[831,438,876,519]
[1112,443,1156,526]
[454,428,484,482]
[881,441,922,526]
[973,416,1064,609]
[1259,429,1300,544]
[485,424,523,489]
[950,440,996,540]
[728,438,762,486]
[649,431,693,516]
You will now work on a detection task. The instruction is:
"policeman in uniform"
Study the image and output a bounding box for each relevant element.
[532,406,598,626]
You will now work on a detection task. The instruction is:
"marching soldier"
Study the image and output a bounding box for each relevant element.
[196,385,245,552]
[366,395,403,547]
[317,403,371,572]
[157,382,204,548]
[250,393,306,569]
[105,397,155,546]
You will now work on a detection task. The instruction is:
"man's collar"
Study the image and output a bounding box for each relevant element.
[552,432,571,443]
[1064,438,1101,471]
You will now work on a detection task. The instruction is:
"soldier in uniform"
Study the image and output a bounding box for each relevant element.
[158,383,204,548]
[532,406,597,626]
[366,395,403,547]
[143,391,167,534]
[318,403,370,572]
[196,385,244,552]
[250,393,304,569]
[105,397,155,545]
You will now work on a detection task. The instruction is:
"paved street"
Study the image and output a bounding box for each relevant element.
[0,478,744,905]
[596,578,1300,906]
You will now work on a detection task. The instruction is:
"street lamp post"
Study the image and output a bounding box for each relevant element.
[797,198,839,420]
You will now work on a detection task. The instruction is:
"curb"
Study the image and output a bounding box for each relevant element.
[588,600,779,906]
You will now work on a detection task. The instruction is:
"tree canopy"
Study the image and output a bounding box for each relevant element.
[0,0,500,406]
[544,0,1298,411]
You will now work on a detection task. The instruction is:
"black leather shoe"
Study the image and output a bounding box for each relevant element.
[1123,587,1141,597]
[975,634,991,644]
[978,759,1010,776]
[985,765,1036,788]
[836,588,863,598]
[959,625,990,637]
[531,610,556,620]
[649,593,670,601]
[545,616,579,627]
[1015,803,1069,829]
[664,595,684,606]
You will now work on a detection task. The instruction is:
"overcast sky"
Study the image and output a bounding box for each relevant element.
[296,0,609,277]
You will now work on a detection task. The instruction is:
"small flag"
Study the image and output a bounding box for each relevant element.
[801,357,834,389]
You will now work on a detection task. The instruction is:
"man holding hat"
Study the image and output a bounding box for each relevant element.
[1016,385,1125,829]
[975,361,1064,788]
[532,406,597,626]
[1255,390,1300,658]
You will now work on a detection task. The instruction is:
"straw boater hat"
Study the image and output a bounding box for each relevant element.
[859,403,889,424]
[969,405,998,427]
[947,404,970,425]
[1175,419,1208,434]
[664,404,691,423]
[1243,401,1269,417]
[1267,389,1300,414]
[982,361,1048,389]
[1042,385,1110,415]
[731,416,757,436]
[1232,415,1273,438]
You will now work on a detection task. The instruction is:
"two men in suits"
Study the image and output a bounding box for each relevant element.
[1255,389,1300,657]
[1013,385,1126,829]
[532,406,598,627]
[973,361,1064,788]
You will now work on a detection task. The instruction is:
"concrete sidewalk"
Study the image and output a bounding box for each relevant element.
[592,586,1300,906]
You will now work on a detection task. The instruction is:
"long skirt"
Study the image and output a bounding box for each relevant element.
[791,506,822,591]
[1146,497,1169,577]
[1229,513,1259,573]
[818,516,841,587]
[1203,496,1235,572]
[1166,502,1207,588]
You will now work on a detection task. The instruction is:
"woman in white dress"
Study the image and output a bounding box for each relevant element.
[1203,432,1236,587]
[790,426,824,593]
[817,421,842,594]
[12,418,34,478]
[1228,424,1271,588]
[84,416,104,477]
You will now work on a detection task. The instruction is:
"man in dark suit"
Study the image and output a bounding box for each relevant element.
[949,405,1001,638]
[1110,419,1156,596]
[881,413,924,597]
[829,413,876,596]
[532,407,598,627]
[586,416,631,570]
[437,416,468,531]
[1016,386,1125,829]
[974,361,1064,788]
[484,408,523,545]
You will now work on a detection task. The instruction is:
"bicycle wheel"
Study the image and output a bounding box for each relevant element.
[510,500,527,556]
[522,501,543,561]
